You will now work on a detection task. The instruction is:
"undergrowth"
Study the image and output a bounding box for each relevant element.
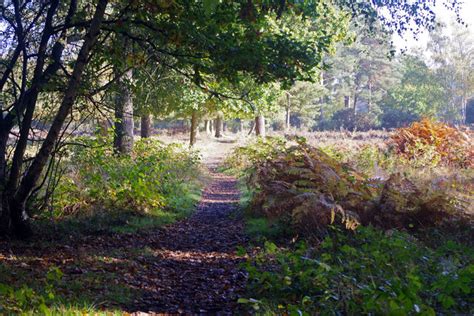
[33,138,203,236]
[224,129,473,315]
[239,226,473,315]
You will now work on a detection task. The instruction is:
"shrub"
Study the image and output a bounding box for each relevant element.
[46,138,201,219]
[380,108,420,128]
[321,108,380,131]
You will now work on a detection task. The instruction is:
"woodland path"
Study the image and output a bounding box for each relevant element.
[130,160,247,314]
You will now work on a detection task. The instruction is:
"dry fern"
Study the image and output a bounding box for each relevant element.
[389,118,473,168]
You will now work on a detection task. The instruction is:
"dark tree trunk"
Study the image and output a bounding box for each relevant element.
[6,0,108,238]
[113,68,134,155]
[0,129,8,189]
[141,114,151,138]
[353,94,358,115]
[214,113,223,138]
[285,108,291,131]
[190,110,199,146]
[255,115,265,137]
[0,0,77,236]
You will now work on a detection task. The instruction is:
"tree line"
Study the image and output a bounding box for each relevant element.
[0,0,463,238]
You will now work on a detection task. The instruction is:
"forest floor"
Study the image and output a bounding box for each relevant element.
[0,136,248,314]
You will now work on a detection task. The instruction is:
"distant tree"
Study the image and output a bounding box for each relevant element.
[381,54,445,128]
[428,22,474,124]
[311,21,396,129]
[278,81,325,130]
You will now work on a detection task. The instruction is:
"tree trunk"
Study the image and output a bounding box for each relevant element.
[248,121,255,135]
[190,110,199,147]
[204,120,211,135]
[141,114,151,138]
[353,94,358,115]
[255,115,265,137]
[285,92,291,131]
[368,81,372,112]
[214,113,223,138]
[113,68,134,155]
[344,96,351,108]
[6,0,108,238]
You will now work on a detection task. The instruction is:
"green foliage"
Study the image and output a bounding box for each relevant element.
[0,266,125,314]
[382,55,444,128]
[49,138,202,221]
[245,217,291,242]
[239,226,474,315]
[223,137,288,176]
[324,108,380,131]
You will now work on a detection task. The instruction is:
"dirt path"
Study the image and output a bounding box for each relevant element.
[130,164,246,314]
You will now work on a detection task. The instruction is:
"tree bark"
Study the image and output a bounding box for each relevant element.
[190,110,199,146]
[113,68,134,155]
[7,0,108,238]
[214,112,224,138]
[255,115,265,137]
[141,114,151,138]
[285,93,291,131]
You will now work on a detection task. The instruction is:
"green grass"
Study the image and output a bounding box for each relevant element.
[35,182,202,239]
[245,217,290,241]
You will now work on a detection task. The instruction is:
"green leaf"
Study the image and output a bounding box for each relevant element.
[203,0,218,16]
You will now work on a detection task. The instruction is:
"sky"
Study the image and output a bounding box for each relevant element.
[392,0,474,51]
